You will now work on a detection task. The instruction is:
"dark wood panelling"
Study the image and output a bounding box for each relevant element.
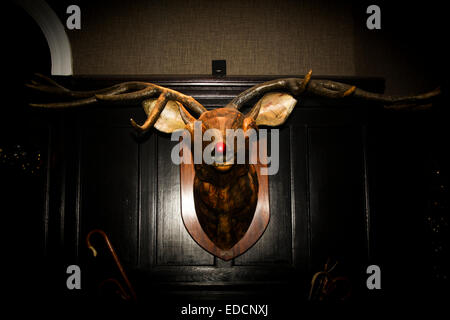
[156,135,214,266]
[308,126,367,273]
[36,76,384,301]
[79,127,139,266]
[235,127,293,265]
[138,133,157,268]
[289,125,310,272]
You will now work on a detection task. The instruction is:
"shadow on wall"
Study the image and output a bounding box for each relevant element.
[352,0,448,94]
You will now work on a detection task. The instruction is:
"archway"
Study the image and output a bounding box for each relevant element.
[15,0,72,75]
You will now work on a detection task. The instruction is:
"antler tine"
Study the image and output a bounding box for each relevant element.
[178,102,197,124]
[128,87,207,133]
[34,73,68,88]
[125,86,208,132]
[29,84,136,108]
[130,92,169,132]
[30,97,98,108]
[97,84,207,113]
[163,88,207,116]
[96,86,159,103]
[307,80,441,107]
[26,73,150,99]
[227,70,441,111]
[228,70,313,109]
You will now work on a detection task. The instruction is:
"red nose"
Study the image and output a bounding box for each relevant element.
[215,141,226,154]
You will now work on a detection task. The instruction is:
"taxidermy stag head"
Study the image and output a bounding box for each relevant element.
[27,71,441,259]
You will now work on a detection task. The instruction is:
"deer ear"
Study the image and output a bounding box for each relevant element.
[253,92,297,127]
[142,99,187,133]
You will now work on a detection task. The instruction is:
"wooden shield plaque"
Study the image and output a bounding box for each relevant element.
[180,137,270,261]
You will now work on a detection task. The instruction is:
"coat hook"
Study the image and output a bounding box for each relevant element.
[86,229,137,301]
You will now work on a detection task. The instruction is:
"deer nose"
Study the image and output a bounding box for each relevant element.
[215,141,226,154]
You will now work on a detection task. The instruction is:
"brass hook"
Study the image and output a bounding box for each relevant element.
[308,258,351,301]
[86,229,137,301]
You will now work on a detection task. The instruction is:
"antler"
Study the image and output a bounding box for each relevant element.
[28,72,441,133]
[228,70,441,111]
[27,74,207,132]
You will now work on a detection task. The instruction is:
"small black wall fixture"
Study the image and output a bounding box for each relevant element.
[212,60,226,76]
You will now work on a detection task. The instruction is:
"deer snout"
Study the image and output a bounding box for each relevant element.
[215,141,226,154]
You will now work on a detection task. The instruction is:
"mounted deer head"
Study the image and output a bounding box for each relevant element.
[27,71,441,259]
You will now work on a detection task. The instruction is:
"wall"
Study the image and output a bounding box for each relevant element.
[64,0,356,76]
[352,1,446,94]
[49,0,446,95]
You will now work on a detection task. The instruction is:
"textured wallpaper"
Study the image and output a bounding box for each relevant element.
[63,0,444,95]
[67,0,356,76]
